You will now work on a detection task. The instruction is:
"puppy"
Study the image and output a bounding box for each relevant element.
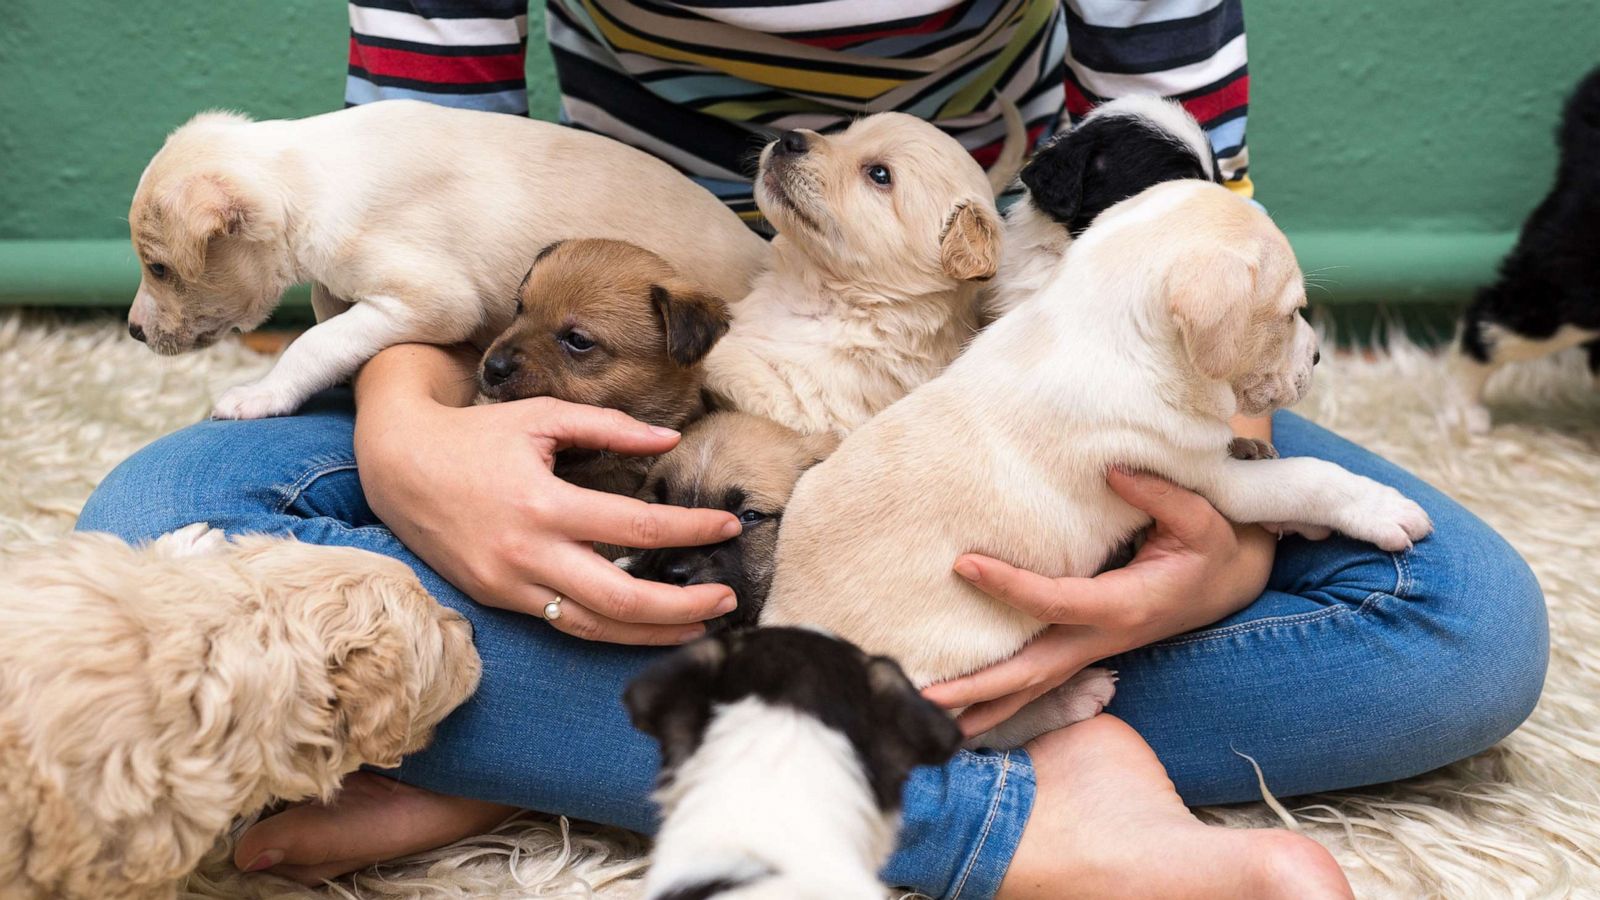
[988,94,1219,319]
[762,181,1433,749]
[1452,65,1600,432]
[0,525,480,900]
[126,100,768,420]
[478,239,732,497]
[703,109,1023,435]
[627,412,839,630]
[624,628,962,900]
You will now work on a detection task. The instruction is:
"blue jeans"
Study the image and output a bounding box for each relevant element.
[77,392,1547,899]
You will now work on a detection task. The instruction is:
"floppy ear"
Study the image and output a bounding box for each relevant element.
[651,282,731,367]
[624,634,729,770]
[1168,243,1258,381]
[939,200,1003,282]
[161,174,259,280]
[1018,133,1093,224]
[328,623,419,769]
[862,656,963,805]
[799,431,841,470]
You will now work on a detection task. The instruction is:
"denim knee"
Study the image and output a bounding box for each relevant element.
[1409,518,1548,764]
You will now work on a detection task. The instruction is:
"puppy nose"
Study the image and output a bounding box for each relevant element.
[1313,350,1321,366]
[482,354,518,386]
[662,557,696,586]
[128,322,146,343]
[777,130,809,156]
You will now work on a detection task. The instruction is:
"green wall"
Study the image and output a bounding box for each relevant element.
[1,1,1595,310]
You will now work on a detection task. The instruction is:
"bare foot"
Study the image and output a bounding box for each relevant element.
[234,772,517,885]
[999,716,1353,900]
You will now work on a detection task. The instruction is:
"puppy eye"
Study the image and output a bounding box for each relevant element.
[514,297,525,315]
[737,509,770,525]
[146,262,168,280]
[865,165,892,187]
[559,329,595,353]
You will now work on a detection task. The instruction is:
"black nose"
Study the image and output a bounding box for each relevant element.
[777,130,809,156]
[128,322,146,343]
[1313,350,1321,366]
[661,557,696,587]
[482,353,518,386]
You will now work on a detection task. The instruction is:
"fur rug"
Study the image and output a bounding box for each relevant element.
[2,311,1598,899]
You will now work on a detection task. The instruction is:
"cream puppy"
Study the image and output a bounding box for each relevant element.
[703,110,1019,435]
[761,181,1433,748]
[126,100,769,419]
[0,525,480,899]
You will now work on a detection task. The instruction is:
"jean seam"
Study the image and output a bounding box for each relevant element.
[272,460,359,516]
[1152,605,1348,648]
[949,752,1012,900]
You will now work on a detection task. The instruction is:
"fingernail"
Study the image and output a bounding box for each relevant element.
[953,559,980,581]
[720,519,742,538]
[716,593,737,614]
[677,628,705,643]
[648,425,680,438]
[243,850,283,873]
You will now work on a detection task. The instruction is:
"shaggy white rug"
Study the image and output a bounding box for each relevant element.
[2,311,1598,899]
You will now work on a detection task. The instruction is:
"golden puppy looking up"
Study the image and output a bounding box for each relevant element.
[0,525,481,900]
[704,106,1025,435]
[762,181,1432,750]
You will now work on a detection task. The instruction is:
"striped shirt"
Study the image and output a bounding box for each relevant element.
[347,0,1252,225]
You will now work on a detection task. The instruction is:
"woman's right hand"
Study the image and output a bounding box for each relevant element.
[353,344,741,645]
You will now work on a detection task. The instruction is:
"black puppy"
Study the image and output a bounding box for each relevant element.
[1020,93,1219,236]
[624,628,961,900]
[1454,65,1600,431]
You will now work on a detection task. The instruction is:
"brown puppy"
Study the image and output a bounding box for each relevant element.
[478,239,732,497]
[628,412,837,630]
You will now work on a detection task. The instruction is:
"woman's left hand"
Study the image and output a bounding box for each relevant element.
[922,468,1277,737]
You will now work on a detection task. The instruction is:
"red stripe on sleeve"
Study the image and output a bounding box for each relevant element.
[1177,74,1248,125]
[789,6,960,50]
[349,37,525,85]
[968,123,1049,168]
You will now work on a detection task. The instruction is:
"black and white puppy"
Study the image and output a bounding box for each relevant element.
[624,628,962,900]
[988,94,1219,318]
[1453,65,1600,432]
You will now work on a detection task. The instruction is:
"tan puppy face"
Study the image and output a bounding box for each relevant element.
[127,113,285,354]
[1096,182,1316,416]
[629,412,838,630]
[755,113,1003,292]
[478,239,730,427]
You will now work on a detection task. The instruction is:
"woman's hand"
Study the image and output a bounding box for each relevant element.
[923,468,1276,736]
[353,344,742,645]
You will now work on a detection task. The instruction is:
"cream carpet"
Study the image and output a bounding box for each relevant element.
[2,311,1598,899]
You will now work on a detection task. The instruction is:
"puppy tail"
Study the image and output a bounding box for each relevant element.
[987,95,1029,197]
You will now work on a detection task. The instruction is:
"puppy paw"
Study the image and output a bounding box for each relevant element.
[150,522,228,558]
[212,382,300,420]
[1338,485,1434,551]
[1228,437,1279,461]
[1048,667,1118,723]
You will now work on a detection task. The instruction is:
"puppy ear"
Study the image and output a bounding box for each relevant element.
[799,431,841,470]
[1018,134,1092,224]
[651,282,731,367]
[162,174,259,279]
[939,200,1002,282]
[328,624,419,769]
[624,634,729,770]
[863,656,963,799]
[1168,243,1258,381]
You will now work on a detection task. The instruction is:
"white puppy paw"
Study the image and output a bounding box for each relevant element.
[212,382,300,420]
[149,523,228,558]
[1049,666,1118,723]
[1337,484,1434,551]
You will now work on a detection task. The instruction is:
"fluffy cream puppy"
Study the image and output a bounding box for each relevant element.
[762,181,1432,748]
[703,109,1021,435]
[0,525,480,900]
[126,100,769,419]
